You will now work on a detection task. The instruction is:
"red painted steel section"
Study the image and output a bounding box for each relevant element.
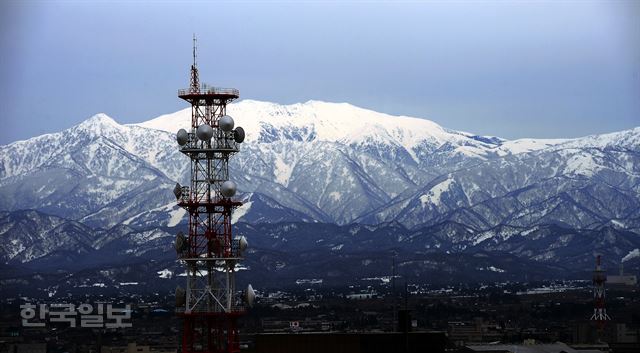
[590,255,611,330]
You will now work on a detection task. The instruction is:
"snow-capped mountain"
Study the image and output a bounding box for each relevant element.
[0,113,184,227]
[359,133,640,231]
[1,99,639,279]
[1,99,533,228]
[1,100,639,230]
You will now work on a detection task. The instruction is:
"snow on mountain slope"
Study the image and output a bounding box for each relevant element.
[2,99,640,279]
[0,209,174,266]
[360,139,640,231]
[1,113,184,182]
[131,99,517,225]
[137,100,506,160]
[559,127,640,150]
[0,113,184,226]
[494,138,569,155]
[1,99,639,230]
[623,248,640,262]
[138,100,576,159]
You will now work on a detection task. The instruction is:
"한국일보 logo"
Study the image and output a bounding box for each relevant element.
[20,303,132,328]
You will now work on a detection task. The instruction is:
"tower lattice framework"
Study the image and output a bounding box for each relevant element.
[174,37,250,353]
[590,255,611,330]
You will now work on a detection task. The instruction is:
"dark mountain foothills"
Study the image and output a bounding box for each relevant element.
[1,208,639,297]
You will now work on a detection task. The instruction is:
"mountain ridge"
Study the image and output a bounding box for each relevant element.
[1,100,639,280]
[1,100,638,228]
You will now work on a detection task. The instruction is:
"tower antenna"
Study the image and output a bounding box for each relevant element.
[193,33,197,68]
[190,34,200,93]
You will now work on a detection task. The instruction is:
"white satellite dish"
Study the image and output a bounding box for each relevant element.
[196,124,213,141]
[175,231,187,254]
[245,284,256,307]
[173,183,182,200]
[176,129,188,146]
[239,236,248,253]
[221,180,237,198]
[233,126,245,143]
[219,115,235,132]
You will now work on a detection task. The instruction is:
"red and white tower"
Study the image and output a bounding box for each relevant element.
[590,255,611,329]
[173,36,255,353]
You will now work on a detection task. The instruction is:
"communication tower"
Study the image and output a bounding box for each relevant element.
[173,36,255,353]
[590,255,611,329]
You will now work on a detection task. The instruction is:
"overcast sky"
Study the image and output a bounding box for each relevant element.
[1,0,638,144]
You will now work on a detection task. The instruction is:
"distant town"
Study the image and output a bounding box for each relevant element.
[2,276,638,353]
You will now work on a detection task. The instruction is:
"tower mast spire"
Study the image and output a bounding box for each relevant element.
[190,34,200,93]
[193,34,197,67]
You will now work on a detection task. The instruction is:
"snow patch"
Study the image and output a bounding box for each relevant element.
[497,138,567,155]
[168,207,187,227]
[611,219,625,228]
[478,266,505,273]
[520,226,539,237]
[420,178,453,207]
[622,249,640,262]
[473,231,495,245]
[564,152,600,176]
[274,156,293,186]
[232,201,252,224]
[123,202,184,226]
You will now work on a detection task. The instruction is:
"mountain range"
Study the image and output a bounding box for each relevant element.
[1,100,639,293]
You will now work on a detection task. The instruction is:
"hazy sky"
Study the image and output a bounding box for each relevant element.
[1,1,638,144]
